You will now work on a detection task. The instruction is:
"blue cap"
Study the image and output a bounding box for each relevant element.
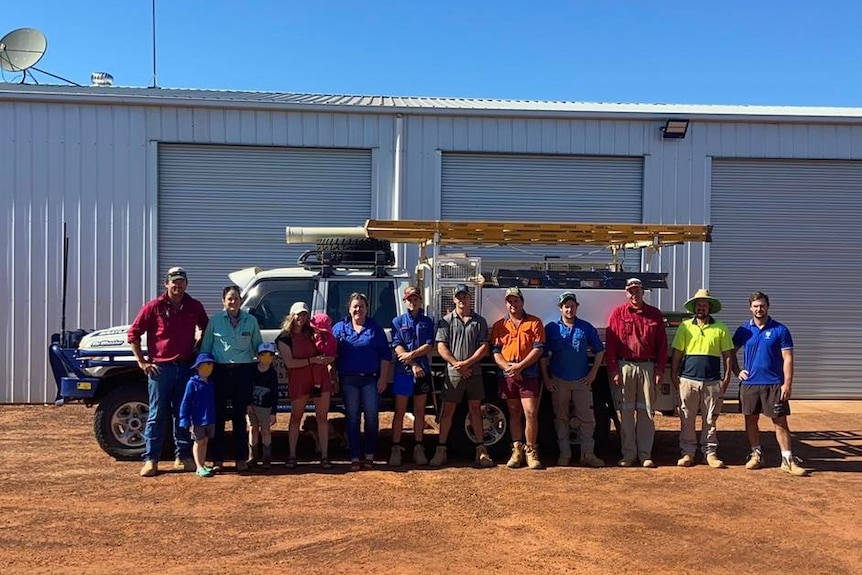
[257,342,276,355]
[192,352,215,369]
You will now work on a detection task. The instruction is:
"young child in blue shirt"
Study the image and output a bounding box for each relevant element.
[180,352,218,477]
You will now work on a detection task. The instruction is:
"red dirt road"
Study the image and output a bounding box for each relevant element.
[0,404,860,575]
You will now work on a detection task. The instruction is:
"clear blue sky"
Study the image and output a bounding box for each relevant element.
[3,1,861,106]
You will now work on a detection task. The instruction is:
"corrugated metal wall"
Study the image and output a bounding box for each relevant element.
[5,92,862,402]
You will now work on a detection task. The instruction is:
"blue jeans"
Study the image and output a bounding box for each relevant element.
[143,362,192,461]
[340,375,380,461]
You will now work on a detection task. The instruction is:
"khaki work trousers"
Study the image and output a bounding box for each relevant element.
[612,360,656,462]
[550,378,596,456]
[678,377,723,457]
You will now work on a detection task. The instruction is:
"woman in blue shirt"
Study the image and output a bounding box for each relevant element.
[332,292,392,470]
[200,285,262,471]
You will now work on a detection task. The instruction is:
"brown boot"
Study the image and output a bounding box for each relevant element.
[429,445,447,467]
[507,441,526,468]
[413,444,429,466]
[525,444,544,470]
[475,444,495,468]
[388,444,403,467]
[140,460,158,477]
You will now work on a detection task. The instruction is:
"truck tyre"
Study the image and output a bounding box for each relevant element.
[447,398,511,460]
[316,237,395,265]
[93,384,151,460]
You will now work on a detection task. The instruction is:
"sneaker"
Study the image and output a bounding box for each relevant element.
[706,454,726,469]
[235,460,248,472]
[139,460,158,477]
[642,459,657,468]
[262,457,272,470]
[618,459,636,467]
[173,457,195,472]
[507,441,526,468]
[196,467,214,478]
[212,461,224,471]
[580,452,605,468]
[677,454,695,467]
[525,444,544,470]
[388,445,403,467]
[745,449,763,470]
[557,455,571,467]
[475,445,495,468]
[429,445,447,467]
[413,444,429,466]
[781,456,810,477]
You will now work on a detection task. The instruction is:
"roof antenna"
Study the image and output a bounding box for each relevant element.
[150,0,159,88]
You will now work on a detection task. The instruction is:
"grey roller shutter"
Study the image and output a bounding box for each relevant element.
[441,153,643,270]
[159,144,372,312]
[710,159,862,398]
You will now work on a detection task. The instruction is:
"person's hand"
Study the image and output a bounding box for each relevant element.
[738,369,749,381]
[612,373,621,387]
[311,355,334,365]
[654,373,663,386]
[780,383,792,401]
[138,360,160,377]
[411,364,426,378]
[545,377,557,392]
[720,379,730,394]
[269,414,277,426]
[671,375,681,388]
[581,373,597,386]
[246,405,255,416]
[376,376,387,393]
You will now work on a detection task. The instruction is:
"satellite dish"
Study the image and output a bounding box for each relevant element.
[0,28,47,72]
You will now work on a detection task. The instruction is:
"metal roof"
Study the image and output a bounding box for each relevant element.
[2,83,862,122]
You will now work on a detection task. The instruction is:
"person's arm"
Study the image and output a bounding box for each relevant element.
[178,381,193,429]
[583,325,605,385]
[200,319,215,355]
[670,349,684,387]
[540,356,555,391]
[720,351,733,392]
[605,309,621,377]
[196,303,209,336]
[374,323,393,393]
[653,309,668,383]
[128,304,159,377]
[391,317,410,363]
[276,334,313,369]
[781,348,794,401]
[731,327,747,380]
[490,322,510,371]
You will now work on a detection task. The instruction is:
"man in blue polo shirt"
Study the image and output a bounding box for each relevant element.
[732,291,808,476]
[540,291,605,468]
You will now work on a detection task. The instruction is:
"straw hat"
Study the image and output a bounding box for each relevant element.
[683,288,722,314]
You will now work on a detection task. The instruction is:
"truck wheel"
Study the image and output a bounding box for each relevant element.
[93,385,149,460]
[448,399,510,460]
[316,237,395,265]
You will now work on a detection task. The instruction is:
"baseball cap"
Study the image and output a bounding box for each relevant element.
[257,342,276,355]
[625,278,643,291]
[166,266,187,282]
[453,284,471,296]
[192,352,215,369]
[505,286,524,300]
[289,301,310,315]
[402,286,421,300]
[558,291,578,305]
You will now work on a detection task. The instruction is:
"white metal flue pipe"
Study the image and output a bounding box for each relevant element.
[285,226,367,244]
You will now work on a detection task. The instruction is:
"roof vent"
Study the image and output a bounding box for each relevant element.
[90,72,114,86]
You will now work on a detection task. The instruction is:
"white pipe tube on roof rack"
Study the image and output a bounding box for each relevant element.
[285,226,367,243]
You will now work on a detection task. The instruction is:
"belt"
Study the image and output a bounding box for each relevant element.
[154,359,191,366]
[621,357,656,363]
[343,372,379,378]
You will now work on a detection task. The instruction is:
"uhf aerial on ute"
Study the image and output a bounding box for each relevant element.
[50,219,711,460]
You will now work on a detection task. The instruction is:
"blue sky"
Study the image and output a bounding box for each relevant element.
[3,1,861,106]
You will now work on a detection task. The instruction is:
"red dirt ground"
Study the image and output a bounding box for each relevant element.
[0,404,860,575]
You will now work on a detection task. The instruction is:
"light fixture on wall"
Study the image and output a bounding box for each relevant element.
[661,119,689,139]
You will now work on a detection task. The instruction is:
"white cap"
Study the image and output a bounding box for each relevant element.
[289,301,310,315]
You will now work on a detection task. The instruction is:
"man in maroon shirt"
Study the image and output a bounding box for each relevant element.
[128,267,209,477]
[605,278,668,468]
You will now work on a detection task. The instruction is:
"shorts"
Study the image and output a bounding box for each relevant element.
[190,424,215,441]
[393,372,432,397]
[247,405,274,431]
[498,376,540,400]
[443,373,484,403]
[740,383,790,418]
[289,366,333,400]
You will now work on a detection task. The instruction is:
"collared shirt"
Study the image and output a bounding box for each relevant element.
[391,310,435,375]
[490,313,546,378]
[179,374,217,428]
[732,317,793,385]
[200,309,263,364]
[605,302,668,374]
[127,293,209,363]
[435,310,489,378]
[332,317,393,375]
[545,317,604,381]
[671,317,734,381]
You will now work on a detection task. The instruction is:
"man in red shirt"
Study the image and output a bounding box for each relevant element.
[128,267,209,477]
[605,278,668,468]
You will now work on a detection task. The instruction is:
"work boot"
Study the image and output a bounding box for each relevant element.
[781,456,810,477]
[557,455,571,467]
[706,454,726,469]
[236,459,249,472]
[507,441,526,468]
[173,457,195,472]
[261,444,272,469]
[642,459,657,468]
[580,452,605,468]
[745,448,763,470]
[677,454,695,467]
[525,444,544,470]
[429,445,447,467]
[618,459,636,467]
[388,444,403,467]
[247,444,259,469]
[140,460,158,477]
[413,444,429,466]
[475,444,495,468]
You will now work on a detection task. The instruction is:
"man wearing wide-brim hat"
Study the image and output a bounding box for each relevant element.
[670,288,734,469]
